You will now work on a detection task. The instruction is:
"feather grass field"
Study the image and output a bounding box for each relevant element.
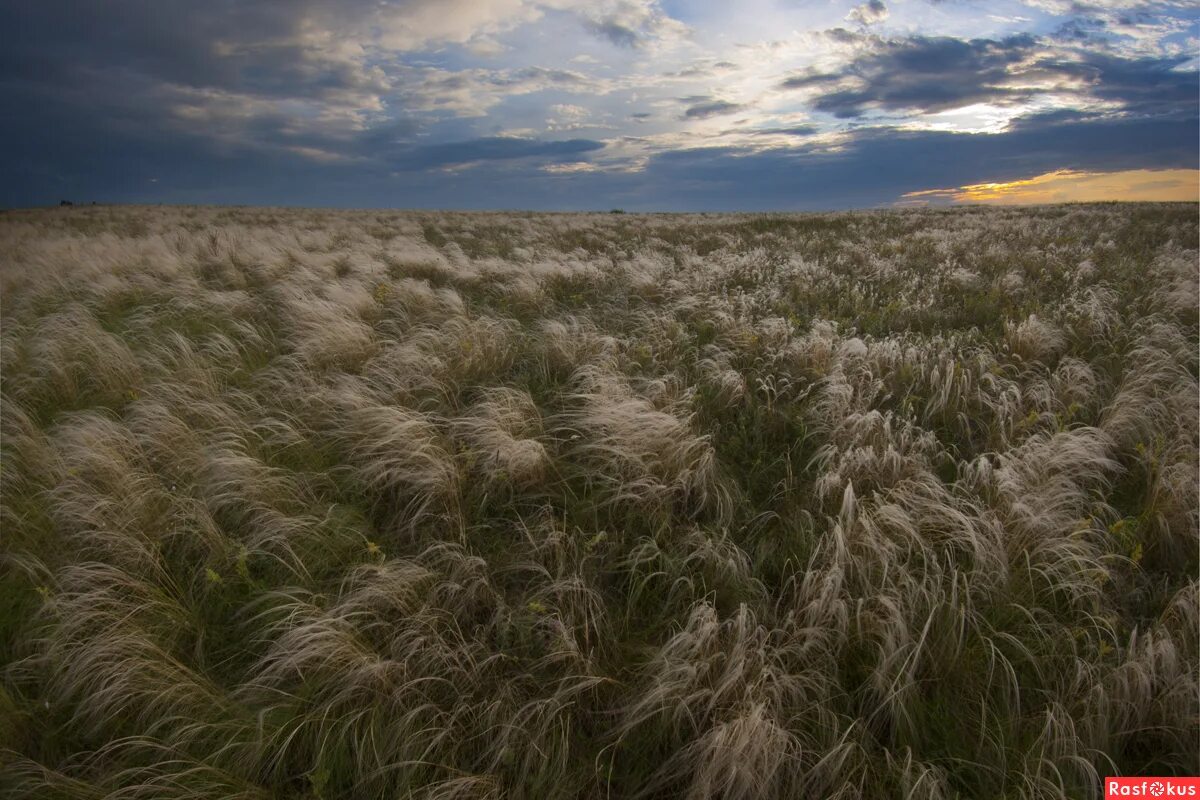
[1,203,1197,798]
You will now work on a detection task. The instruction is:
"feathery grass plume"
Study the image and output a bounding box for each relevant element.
[0,398,59,504]
[879,748,953,800]
[2,736,280,799]
[1,203,1196,798]
[992,428,1119,606]
[0,756,106,800]
[558,366,732,523]
[811,410,942,503]
[614,602,826,798]
[19,561,239,745]
[1075,580,1199,761]
[9,304,142,418]
[409,776,504,800]
[285,293,378,372]
[41,410,184,570]
[1063,286,1121,351]
[532,315,619,383]
[1149,245,1200,317]
[407,315,520,394]
[336,401,461,535]
[1005,314,1066,365]
[695,351,747,409]
[453,387,549,490]
[622,526,763,625]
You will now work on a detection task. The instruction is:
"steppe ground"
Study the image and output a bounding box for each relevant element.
[0,203,1197,799]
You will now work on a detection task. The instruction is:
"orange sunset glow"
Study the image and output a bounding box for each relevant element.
[903,168,1200,206]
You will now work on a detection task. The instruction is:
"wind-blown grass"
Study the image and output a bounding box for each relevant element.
[1,203,1197,798]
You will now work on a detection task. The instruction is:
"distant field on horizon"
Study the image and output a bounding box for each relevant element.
[6,199,1200,214]
[1,204,1197,799]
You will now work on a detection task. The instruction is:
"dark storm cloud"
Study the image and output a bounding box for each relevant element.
[585,18,643,48]
[624,112,1198,209]
[11,92,1191,211]
[682,100,744,119]
[0,0,396,174]
[782,30,1199,122]
[1053,16,1106,42]
[785,33,1040,117]
[750,125,818,137]
[581,4,683,49]
[0,0,1196,209]
[386,137,605,170]
[779,70,844,90]
[492,67,593,88]
[1039,53,1199,115]
[847,0,889,27]
[1,0,380,101]
[235,109,1200,209]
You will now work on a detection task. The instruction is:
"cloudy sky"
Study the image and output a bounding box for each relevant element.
[2,0,1196,209]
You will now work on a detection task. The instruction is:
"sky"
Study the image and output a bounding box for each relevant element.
[1,0,1197,210]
